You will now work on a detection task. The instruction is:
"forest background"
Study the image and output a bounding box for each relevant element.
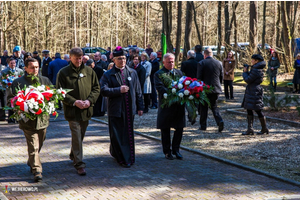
[0,1,299,72]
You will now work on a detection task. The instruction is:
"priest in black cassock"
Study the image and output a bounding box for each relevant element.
[100,46,143,168]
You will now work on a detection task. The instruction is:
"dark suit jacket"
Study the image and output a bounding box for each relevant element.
[42,57,52,77]
[197,57,223,94]
[150,58,160,84]
[95,60,107,70]
[195,52,204,62]
[100,66,143,117]
[93,65,104,81]
[154,67,186,129]
[180,58,198,78]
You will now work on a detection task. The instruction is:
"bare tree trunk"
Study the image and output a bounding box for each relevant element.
[224,1,230,47]
[233,2,238,68]
[89,3,93,46]
[249,1,258,52]
[192,2,203,46]
[261,1,267,54]
[175,1,182,64]
[217,1,222,55]
[74,1,77,47]
[160,1,173,53]
[116,1,119,46]
[183,1,193,61]
[143,1,147,48]
[276,1,281,47]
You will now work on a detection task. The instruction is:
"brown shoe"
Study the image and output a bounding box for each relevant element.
[34,172,42,182]
[77,167,86,176]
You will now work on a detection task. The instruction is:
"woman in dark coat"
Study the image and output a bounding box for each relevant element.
[267,52,281,91]
[292,53,300,93]
[242,54,269,135]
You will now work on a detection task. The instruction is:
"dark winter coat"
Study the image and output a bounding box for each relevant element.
[154,67,186,129]
[150,58,160,84]
[48,58,69,85]
[195,52,204,62]
[267,58,280,77]
[242,61,265,110]
[133,64,146,94]
[7,73,52,131]
[292,60,300,84]
[42,57,52,78]
[100,65,143,117]
[56,62,100,121]
[197,57,223,94]
[95,60,107,71]
[180,57,198,78]
[12,55,24,69]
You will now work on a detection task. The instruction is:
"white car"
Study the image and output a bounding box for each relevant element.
[202,46,239,60]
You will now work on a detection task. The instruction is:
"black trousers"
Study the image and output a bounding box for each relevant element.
[143,94,150,111]
[198,93,223,129]
[224,80,233,99]
[150,83,158,107]
[160,128,183,154]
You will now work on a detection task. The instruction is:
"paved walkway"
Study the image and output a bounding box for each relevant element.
[1,114,300,200]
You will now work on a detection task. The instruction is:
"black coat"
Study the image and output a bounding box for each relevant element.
[195,52,204,62]
[34,56,42,68]
[242,61,265,110]
[93,65,104,81]
[154,67,186,129]
[180,57,198,78]
[95,60,107,71]
[197,57,223,94]
[100,65,143,117]
[292,60,300,84]
[133,64,146,93]
[150,58,160,84]
[42,57,52,77]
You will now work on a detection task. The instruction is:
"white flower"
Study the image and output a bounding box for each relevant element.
[172,88,176,94]
[28,103,34,109]
[178,93,184,98]
[173,81,177,85]
[37,85,45,91]
[163,93,168,99]
[185,81,191,85]
[188,95,194,100]
[128,77,132,81]
[57,89,62,94]
[184,90,190,96]
[178,83,183,89]
[79,73,84,78]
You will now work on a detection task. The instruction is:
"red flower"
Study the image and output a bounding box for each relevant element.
[52,111,57,116]
[18,75,21,77]
[195,94,200,98]
[35,108,42,115]
[46,86,50,90]
[7,83,12,86]
[192,78,197,81]
[206,85,210,89]
[199,86,203,92]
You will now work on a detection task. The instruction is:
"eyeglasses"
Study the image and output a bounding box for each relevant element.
[116,57,126,60]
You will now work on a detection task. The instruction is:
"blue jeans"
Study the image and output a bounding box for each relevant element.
[270,75,277,85]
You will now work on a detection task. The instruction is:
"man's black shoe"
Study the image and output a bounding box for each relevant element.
[218,121,224,132]
[172,151,183,160]
[165,153,174,160]
[120,163,131,168]
[34,172,42,182]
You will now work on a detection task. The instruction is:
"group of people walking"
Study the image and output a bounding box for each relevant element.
[0,42,294,183]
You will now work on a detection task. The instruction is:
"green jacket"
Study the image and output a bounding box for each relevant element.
[56,62,100,121]
[7,73,52,131]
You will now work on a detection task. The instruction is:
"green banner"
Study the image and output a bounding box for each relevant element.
[161,33,167,59]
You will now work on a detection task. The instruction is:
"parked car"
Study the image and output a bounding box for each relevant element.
[81,47,108,55]
[202,45,239,60]
[123,45,145,55]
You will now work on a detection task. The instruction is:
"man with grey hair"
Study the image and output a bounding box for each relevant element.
[94,52,107,70]
[149,52,159,109]
[180,50,198,78]
[197,48,224,132]
[82,55,89,65]
[101,54,109,69]
[64,54,70,63]
[154,53,186,160]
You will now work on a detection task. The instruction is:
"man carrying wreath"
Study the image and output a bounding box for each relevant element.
[154,53,186,160]
[7,58,52,182]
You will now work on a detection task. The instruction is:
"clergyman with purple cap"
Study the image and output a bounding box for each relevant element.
[100,46,144,168]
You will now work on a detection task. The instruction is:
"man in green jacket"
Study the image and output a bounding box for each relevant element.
[56,47,100,176]
[7,58,52,182]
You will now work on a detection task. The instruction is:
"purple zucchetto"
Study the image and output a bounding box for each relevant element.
[113,46,125,57]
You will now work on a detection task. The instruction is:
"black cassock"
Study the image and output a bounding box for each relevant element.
[100,66,143,165]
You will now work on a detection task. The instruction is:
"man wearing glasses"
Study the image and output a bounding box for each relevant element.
[100,46,143,168]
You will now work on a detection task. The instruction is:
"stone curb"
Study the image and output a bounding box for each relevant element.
[227,108,300,128]
[91,117,300,188]
[0,192,9,200]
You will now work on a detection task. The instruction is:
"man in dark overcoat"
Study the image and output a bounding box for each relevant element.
[180,50,198,78]
[41,50,52,78]
[197,48,224,132]
[154,53,186,160]
[149,52,160,109]
[100,46,143,168]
